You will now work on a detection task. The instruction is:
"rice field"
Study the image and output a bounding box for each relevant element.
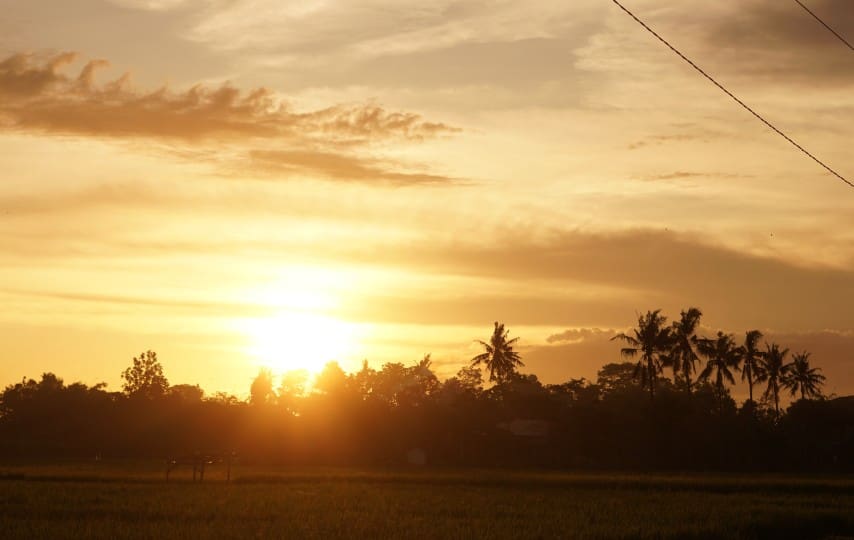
[1,463,852,539]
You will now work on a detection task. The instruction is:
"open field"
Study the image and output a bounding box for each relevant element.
[1,463,853,539]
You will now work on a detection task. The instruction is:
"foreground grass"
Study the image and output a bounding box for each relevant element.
[0,464,852,539]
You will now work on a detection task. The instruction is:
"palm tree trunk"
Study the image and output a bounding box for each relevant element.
[648,358,655,402]
[747,370,753,403]
[774,385,780,419]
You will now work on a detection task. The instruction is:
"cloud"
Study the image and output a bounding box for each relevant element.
[0,51,458,184]
[1,288,272,317]
[702,0,854,86]
[627,126,722,150]
[188,0,601,58]
[546,327,614,344]
[0,52,455,142]
[637,171,751,186]
[358,229,854,331]
[106,0,193,10]
[4,215,851,332]
[244,150,456,184]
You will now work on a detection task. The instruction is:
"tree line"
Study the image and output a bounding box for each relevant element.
[0,308,850,471]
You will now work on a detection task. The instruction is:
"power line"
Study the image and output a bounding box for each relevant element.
[611,0,853,190]
[793,0,854,51]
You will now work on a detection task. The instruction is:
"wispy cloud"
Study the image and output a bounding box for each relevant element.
[244,150,456,184]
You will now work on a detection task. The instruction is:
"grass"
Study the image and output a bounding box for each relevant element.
[0,462,852,539]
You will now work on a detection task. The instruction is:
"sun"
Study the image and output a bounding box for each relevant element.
[242,310,357,374]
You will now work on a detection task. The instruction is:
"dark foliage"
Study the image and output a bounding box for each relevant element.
[0,316,848,472]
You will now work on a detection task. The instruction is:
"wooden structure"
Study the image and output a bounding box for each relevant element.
[165,451,236,482]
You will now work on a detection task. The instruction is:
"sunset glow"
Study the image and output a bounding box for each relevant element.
[240,310,360,375]
[1,0,852,399]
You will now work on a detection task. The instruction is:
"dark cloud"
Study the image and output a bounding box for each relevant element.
[360,229,854,331]
[701,0,854,85]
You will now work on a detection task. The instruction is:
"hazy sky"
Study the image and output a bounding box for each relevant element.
[2,0,852,398]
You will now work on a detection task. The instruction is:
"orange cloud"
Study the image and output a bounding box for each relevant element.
[0,51,458,184]
[0,52,456,142]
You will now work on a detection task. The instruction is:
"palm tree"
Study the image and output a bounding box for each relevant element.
[612,310,672,401]
[739,330,764,404]
[668,307,702,392]
[697,331,741,413]
[471,322,523,384]
[760,342,789,419]
[783,351,825,401]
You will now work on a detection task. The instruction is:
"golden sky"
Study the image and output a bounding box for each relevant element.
[2,0,853,398]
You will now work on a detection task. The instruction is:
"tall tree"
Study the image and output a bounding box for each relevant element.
[697,332,741,412]
[739,330,764,403]
[249,368,275,406]
[668,307,703,392]
[278,369,309,413]
[121,350,169,399]
[611,310,671,401]
[314,361,349,396]
[783,351,825,401]
[760,342,790,419]
[471,322,523,384]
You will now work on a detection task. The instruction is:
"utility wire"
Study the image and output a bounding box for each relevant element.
[793,0,854,51]
[611,0,853,189]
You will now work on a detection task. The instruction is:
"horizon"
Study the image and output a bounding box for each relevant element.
[2,0,853,400]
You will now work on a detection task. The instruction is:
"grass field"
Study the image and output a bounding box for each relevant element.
[1,462,852,539]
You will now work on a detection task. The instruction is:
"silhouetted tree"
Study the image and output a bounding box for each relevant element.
[668,307,702,391]
[454,365,484,394]
[249,368,275,406]
[314,361,348,395]
[612,310,671,401]
[403,355,440,406]
[351,360,377,399]
[0,304,846,472]
[783,351,825,401]
[121,350,169,399]
[596,362,637,396]
[761,343,790,419]
[471,322,523,384]
[739,330,764,404]
[697,331,741,413]
[169,384,204,402]
[277,369,309,409]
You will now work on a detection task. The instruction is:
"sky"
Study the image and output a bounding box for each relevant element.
[1,0,852,399]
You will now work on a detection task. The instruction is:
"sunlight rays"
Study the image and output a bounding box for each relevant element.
[240,310,359,374]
